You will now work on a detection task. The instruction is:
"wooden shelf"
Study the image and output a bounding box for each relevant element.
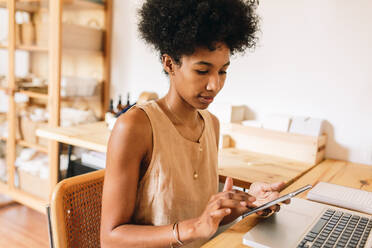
[0,181,48,213]
[61,95,100,101]
[64,0,105,10]
[1,44,48,52]
[18,140,48,153]
[0,86,8,91]
[62,47,103,56]
[16,44,48,52]
[18,90,48,100]
[0,0,104,12]
[2,43,103,54]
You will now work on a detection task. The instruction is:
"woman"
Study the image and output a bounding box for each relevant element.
[101,0,288,247]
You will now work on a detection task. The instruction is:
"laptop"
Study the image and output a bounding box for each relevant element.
[242,198,372,248]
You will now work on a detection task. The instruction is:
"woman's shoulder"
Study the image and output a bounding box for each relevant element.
[200,110,220,132]
[111,106,152,145]
[200,110,220,146]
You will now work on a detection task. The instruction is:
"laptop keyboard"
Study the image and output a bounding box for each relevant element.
[297,209,372,248]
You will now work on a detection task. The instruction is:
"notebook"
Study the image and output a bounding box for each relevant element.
[307,182,372,215]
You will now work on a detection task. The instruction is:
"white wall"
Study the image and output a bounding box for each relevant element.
[104,1,372,165]
[110,0,168,102]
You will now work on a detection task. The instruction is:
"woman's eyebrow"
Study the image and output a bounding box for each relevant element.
[194,61,230,67]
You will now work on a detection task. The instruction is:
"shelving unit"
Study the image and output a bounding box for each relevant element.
[18,89,48,99]
[18,139,48,153]
[0,0,112,213]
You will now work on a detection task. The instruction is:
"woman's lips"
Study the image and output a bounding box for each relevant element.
[199,96,214,104]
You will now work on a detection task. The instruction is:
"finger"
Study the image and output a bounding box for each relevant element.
[270,181,286,191]
[283,199,291,204]
[222,190,256,203]
[269,204,280,212]
[265,191,280,201]
[231,193,256,207]
[223,177,234,192]
[214,198,255,210]
[210,208,231,220]
[256,208,272,217]
[274,205,281,212]
[259,183,273,192]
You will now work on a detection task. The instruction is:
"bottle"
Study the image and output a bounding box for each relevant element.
[124,92,130,109]
[116,95,124,112]
[105,98,116,128]
[108,99,115,114]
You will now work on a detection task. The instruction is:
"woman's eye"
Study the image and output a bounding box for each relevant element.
[196,70,209,75]
[219,71,227,75]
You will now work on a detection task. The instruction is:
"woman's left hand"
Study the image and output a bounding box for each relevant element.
[248,181,290,216]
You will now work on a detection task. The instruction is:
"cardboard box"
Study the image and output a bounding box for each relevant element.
[36,22,103,51]
[18,168,49,200]
[20,117,48,147]
[222,123,327,165]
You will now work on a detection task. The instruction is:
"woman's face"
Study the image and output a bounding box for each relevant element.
[168,43,230,110]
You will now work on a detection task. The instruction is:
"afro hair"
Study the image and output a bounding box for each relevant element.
[138,0,259,64]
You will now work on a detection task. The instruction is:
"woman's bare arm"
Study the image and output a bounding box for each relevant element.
[100,108,200,247]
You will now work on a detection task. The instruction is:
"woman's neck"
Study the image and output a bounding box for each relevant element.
[163,94,199,127]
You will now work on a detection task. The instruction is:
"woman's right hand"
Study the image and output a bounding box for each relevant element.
[188,177,256,240]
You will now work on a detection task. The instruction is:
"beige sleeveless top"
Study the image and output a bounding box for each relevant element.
[133,101,219,248]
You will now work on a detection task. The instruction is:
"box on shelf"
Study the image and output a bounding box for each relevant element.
[35,22,103,51]
[15,23,21,45]
[20,116,48,147]
[18,168,49,200]
[61,76,99,97]
[21,22,35,46]
[222,123,327,165]
[17,152,68,200]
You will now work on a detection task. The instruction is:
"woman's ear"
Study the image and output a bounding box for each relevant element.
[162,54,175,75]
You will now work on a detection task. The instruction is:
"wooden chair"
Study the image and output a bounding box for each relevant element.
[48,169,105,248]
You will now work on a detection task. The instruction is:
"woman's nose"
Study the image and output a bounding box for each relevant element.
[206,73,220,92]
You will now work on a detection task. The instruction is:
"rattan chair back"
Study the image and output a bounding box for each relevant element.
[50,169,105,248]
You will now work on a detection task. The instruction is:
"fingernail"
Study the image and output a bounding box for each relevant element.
[240,201,247,206]
[226,209,231,214]
[249,197,256,202]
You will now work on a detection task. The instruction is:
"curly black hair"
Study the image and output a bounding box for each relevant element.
[138,0,259,65]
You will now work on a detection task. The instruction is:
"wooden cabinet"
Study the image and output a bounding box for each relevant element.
[0,0,112,212]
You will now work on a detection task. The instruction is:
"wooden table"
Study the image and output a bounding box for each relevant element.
[36,121,110,153]
[202,159,372,248]
[218,148,316,189]
[37,122,318,190]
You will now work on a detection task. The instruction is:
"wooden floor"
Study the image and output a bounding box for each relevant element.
[0,195,49,248]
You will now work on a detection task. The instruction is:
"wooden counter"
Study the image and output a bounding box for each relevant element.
[218,148,316,189]
[202,159,372,248]
[37,122,318,190]
[36,121,109,153]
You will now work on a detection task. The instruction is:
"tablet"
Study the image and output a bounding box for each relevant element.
[244,184,312,216]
